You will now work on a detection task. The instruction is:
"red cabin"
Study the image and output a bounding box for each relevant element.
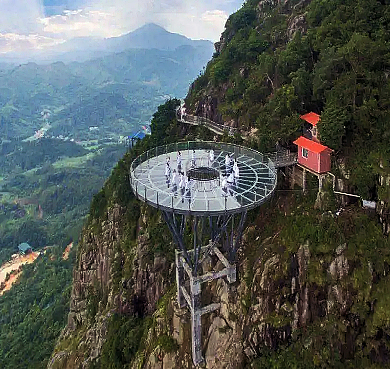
[293,136,333,174]
[300,112,320,142]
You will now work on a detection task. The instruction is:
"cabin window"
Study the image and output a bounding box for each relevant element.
[302,148,308,158]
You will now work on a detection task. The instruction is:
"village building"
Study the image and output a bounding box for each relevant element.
[301,111,320,142]
[18,243,32,255]
[293,136,333,174]
[291,112,334,192]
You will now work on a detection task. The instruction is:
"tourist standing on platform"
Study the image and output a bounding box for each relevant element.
[165,161,171,187]
[227,171,234,193]
[191,150,196,167]
[225,153,232,175]
[225,153,230,167]
[209,149,214,165]
[185,176,192,204]
[177,151,182,172]
[171,169,178,194]
[233,158,238,172]
[179,172,185,202]
[221,176,228,196]
[233,164,239,186]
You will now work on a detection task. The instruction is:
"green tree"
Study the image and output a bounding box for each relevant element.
[318,103,348,151]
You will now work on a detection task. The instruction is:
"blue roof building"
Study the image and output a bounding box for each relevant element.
[18,243,32,255]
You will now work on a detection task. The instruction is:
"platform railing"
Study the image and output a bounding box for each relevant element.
[129,141,277,214]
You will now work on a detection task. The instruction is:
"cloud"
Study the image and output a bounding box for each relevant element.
[159,9,229,41]
[39,9,121,38]
[0,0,45,34]
[0,0,244,55]
[40,0,241,41]
[0,33,62,54]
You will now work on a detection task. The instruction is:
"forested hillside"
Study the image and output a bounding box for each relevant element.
[187,0,390,199]
[0,44,212,141]
[48,1,390,368]
[0,246,75,369]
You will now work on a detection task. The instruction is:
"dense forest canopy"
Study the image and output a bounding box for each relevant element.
[187,0,390,199]
[0,246,75,369]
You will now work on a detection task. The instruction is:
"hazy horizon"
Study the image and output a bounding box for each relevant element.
[0,0,244,59]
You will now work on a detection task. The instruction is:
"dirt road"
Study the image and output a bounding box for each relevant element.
[0,252,39,296]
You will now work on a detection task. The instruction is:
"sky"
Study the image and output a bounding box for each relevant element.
[0,0,244,55]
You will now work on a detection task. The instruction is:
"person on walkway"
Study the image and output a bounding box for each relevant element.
[233,158,238,172]
[225,153,233,175]
[221,176,228,196]
[209,149,214,166]
[184,176,192,204]
[233,164,239,187]
[225,153,230,167]
[227,171,235,192]
[210,149,215,162]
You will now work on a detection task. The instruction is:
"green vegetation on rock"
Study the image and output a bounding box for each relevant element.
[187,0,390,198]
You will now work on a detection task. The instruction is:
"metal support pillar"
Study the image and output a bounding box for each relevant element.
[167,210,247,366]
[319,174,324,192]
[191,278,202,365]
[175,249,185,308]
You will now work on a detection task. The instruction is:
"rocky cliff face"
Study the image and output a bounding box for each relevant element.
[49,203,174,368]
[136,218,371,369]
[49,168,390,369]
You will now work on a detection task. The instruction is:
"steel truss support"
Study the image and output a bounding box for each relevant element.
[163,210,247,366]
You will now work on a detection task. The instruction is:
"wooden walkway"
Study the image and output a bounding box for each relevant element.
[176,109,297,168]
[265,150,297,168]
[177,110,236,136]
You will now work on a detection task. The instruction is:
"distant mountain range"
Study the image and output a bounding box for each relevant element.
[0,23,214,64]
[0,24,214,140]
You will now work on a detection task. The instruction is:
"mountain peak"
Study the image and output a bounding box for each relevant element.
[133,23,168,33]
[107,23,212,52]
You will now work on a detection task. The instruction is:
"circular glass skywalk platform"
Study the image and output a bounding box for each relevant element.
[129,141,277,216]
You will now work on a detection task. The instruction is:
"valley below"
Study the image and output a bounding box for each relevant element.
[0,24,213,369]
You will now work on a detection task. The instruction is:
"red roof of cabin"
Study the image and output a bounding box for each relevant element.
[293,136,333,154]
[300,112,320,126]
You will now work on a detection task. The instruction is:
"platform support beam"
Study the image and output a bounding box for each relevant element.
[191,279,202,365]
[175,250,186,308]
[165,210,247,366]
[175,242,239,366]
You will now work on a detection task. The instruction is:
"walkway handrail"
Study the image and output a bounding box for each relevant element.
[175,106,297,167]
[176,107,236,136]
[265,150,298,168]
